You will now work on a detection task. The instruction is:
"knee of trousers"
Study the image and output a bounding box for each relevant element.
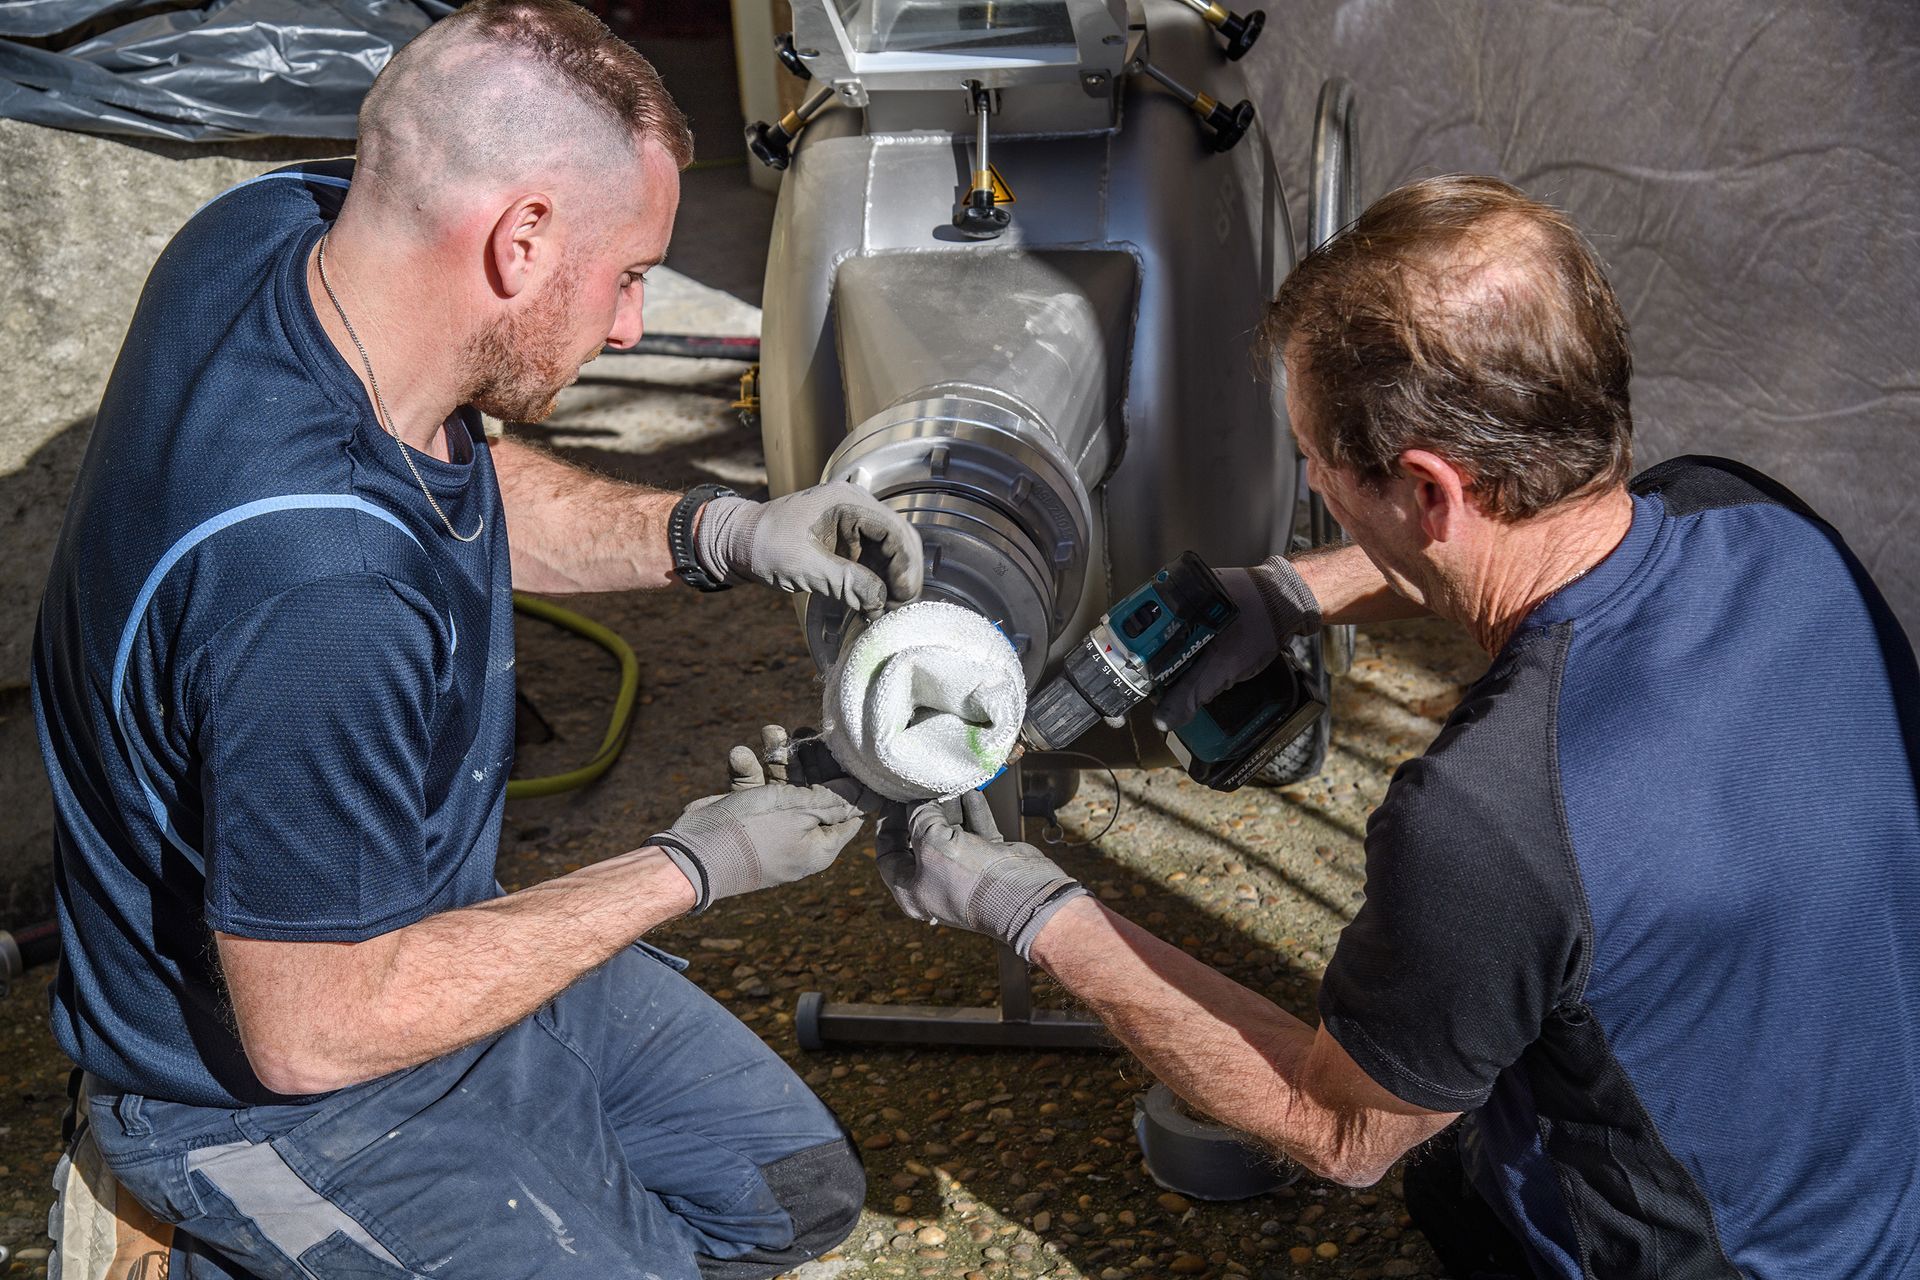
[764,1137,866,1260]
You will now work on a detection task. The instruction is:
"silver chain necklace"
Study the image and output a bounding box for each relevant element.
[315,234,484,543]
[1551,559,1596,596]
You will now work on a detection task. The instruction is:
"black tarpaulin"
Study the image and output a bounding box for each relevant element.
[0,0,450,140]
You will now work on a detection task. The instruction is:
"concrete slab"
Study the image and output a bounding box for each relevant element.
[0,120,347,917]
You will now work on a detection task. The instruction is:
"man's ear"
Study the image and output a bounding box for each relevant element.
[484,193,555,300]
[1398,448,1475,543]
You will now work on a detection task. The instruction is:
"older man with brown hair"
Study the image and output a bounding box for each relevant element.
[32,2,919,1276]
[880,176,1920,1279]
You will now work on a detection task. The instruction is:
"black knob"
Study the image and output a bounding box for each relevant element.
[774,32,813,81]
[1217,8,1264,60]
[1204,98,1256,153]
[745,119,793,170]
[952,188,1011,239]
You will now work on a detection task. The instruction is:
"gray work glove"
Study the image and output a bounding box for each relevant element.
[875,791,1090,960]
[652,726,866,912]
[696,482,924,620]
[1152,556,1322,731]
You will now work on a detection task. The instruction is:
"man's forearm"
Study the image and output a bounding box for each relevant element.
[492,434,681,592]
[222,848,696,1094]
[1291,542,1427,625]
[1032,898,1318,1147]
[1030,897,1440,1184]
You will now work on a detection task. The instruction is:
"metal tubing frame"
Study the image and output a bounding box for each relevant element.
[1305,76,1359,675]
[794,767,1110,1051]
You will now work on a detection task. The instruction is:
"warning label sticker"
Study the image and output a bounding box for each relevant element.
[989,164,1016,205]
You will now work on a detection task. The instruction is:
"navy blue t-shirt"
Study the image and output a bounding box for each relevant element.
[32,160,515,1108]
[1320,458,1920,1277]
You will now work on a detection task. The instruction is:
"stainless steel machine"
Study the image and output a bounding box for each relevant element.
[747,0,1361,1049]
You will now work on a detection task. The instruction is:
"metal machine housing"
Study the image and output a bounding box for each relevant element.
[760,0,1302,771]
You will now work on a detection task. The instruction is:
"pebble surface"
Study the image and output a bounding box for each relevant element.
[0,328,1493,1280]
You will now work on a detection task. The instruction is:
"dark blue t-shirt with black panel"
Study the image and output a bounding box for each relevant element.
[1320,457,1920,1277]
[32,158,514,1109]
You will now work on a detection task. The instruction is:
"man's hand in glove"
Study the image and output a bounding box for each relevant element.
[652,726,867,913]
[875,791,1089,960]
[1152,555,1322,731]
[697,482,924,620]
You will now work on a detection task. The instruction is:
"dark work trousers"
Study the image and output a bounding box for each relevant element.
[1404,1124,1534,1280]
[84,942,865,1280]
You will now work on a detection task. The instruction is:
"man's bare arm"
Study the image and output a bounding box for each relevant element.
[218,848,696,1095]
[1031,897,1456,1186]
[491,434,681,593]
[1292,542,1428,626]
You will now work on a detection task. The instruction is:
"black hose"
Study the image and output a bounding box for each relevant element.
[601,334,760,361]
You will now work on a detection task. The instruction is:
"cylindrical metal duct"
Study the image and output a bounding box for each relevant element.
[801,249,1139,683]
[806,393,1092,684]
[833,250,1137,492]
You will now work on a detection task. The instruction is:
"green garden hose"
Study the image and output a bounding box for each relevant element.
[505,592,639,800]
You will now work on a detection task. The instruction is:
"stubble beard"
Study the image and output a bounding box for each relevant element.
[462,268,586,425]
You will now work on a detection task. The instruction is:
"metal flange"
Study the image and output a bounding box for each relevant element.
[807,395,1094,677]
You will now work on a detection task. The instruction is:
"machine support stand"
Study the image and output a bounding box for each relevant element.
[794,768,1110,1052]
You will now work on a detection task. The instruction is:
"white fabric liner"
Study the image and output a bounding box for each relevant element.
[821,600,1027,803]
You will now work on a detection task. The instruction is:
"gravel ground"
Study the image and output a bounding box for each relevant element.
[0,273,1489,1280]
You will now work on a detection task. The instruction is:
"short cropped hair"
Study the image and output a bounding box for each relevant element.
[361,0,693,173]
[1266,176,1632,520]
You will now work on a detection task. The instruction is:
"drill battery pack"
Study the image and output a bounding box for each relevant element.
[1166,653,1325,791]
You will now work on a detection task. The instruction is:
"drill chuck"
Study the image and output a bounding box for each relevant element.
[1024,623,1152,750]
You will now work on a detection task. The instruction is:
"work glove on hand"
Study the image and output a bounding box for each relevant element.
[875,790,1089,960]
[696,482,924,620]
[751,723,888,816]
[652,725,866,912]
[1152,556,1322,731]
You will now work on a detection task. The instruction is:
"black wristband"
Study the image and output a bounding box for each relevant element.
[668,483,736,592]
[649,831,711,913]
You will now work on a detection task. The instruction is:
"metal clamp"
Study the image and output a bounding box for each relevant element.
[1175,0,1266,60]
[745,85,836,171]
[1136,60,1255,153]
[954,82,1012,239]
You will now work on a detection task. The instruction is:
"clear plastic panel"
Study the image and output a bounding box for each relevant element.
[831,0,1076,55]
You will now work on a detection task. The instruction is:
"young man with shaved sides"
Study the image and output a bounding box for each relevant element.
[877,178,1920,1278]
[33,2,913,1275]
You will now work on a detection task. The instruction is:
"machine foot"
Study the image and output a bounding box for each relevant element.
[1134,1083,1298,1200]
[795,991,827,1052]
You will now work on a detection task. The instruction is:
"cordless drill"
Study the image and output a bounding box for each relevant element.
[1022,552,1324,791]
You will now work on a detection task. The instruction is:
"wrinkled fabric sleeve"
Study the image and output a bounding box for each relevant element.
[200,572,447,941]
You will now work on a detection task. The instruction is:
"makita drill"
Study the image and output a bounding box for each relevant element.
[1023,552,1324,791]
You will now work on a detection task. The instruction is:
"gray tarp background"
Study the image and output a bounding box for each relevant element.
[0,0,448,139]
[3,0,1913,628]
[1254,0,1920,638]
